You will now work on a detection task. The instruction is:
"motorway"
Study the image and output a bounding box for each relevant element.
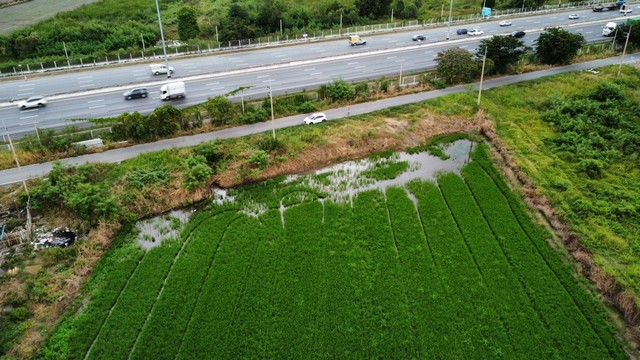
[0,8,637,137]
[0,54,638,186]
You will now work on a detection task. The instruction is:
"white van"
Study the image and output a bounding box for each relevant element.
[602,22,617,36]
[150,63,174,75]
[160,81,186,101]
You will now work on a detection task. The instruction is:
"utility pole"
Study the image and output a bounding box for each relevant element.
[268,85,276,139]
[477,47,488,106]
[63,41,70,68]
[155,0,171,79]
[617,24,633,77]
[446,0,453,40]
[339,13,343,36]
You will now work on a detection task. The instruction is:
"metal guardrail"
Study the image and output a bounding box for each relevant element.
[0,1,626,79]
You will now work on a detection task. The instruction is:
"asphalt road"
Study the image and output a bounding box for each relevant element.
[0,9,636,136]
[0,54,637,186]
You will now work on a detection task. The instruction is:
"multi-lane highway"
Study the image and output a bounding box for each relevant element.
[0,9,636,136]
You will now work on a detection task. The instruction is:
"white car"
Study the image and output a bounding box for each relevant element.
[303,112,328,125]
[468,29,484,36]
[17,96,47,110]
[620,8,632,14]
[499,21,512,26]
[568,14,579,19]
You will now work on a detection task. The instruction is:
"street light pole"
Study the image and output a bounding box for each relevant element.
[446,0,453,40]
[155,0,171,79]
[1,118,29,196]
[268,85,276,140]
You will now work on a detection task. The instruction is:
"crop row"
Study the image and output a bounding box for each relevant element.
[469,144,625,359]
[437,172,558,358]
[129,212,238,359]
[63,241,145,360]
[406,181,511,358]
[87,238,183,359]
[462,159,613,359]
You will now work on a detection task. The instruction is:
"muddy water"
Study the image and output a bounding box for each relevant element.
[136,209,192,250]
[305,139,474,203]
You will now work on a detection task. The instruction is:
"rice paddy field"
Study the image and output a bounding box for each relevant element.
[42,141,626,359]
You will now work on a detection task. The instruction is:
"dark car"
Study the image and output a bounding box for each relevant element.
[456,28,468,35]
[123,88,148,100]
[412,34,426,41]
[592,5,603,11]
[511,31,526,38]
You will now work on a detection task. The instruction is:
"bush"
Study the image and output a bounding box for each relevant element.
[183,155,213,191]
[297,101,317,113]
[326,79,356,102]
[258,136,285,152]
[248,150,269,170]
[240,106,269,124]
[193,141,223,166]
[206,96,236,126]
[578,159,604,179]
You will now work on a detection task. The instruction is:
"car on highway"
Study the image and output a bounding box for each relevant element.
[348,35,367,46]
[620,7,632,14]
[17,96,47,110]
[456,28,468,35]
[468,29,484,36]
[123,88,148,100]
[499,21,512,26]
[510,30,526,38]
[412,34,426,41]
[303,112,328,125]
[568,13,580,19]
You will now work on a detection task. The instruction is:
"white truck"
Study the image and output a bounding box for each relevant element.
[160,81,186,101]
[602,22,617,36]
[150,63,174,75]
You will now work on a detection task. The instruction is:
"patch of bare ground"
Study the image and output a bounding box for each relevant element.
[479,109,640,349]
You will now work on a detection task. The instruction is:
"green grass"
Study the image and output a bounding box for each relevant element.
[42,144,625,359]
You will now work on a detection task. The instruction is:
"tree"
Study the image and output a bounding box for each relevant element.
[177,6,200,41]
[220,4,257,42]
[356,0,391,18]
[477,35,529,74]
[256,0,286,33]
[435,47,479,85]
[615,23,640,48]
[480,0,496,9]
[535,27,585,65]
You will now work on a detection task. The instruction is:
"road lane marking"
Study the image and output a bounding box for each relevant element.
[347,62,359,65]
[257,75,270,78]
[210,86,225,90]
[19,115,38,119]
[310,72,322,75]
[304,68,316,71]
[387,56,397,59]
[355,65,366,69]
[88,99,104,103]
[89,105,105,109]
[206,82,220,86]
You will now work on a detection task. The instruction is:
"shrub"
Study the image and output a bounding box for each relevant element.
[326,79,356,102]
[297,101,317,113]
[206,96,236,126]
[258,136,285,152]
[248,150,269,170]
[193,141,223,166]
[183,155,213,191]
[578,159,604,179]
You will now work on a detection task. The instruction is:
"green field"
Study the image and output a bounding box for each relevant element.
[42,143,625,359]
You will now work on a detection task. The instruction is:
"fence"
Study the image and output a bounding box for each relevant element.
[0,0,611,79]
